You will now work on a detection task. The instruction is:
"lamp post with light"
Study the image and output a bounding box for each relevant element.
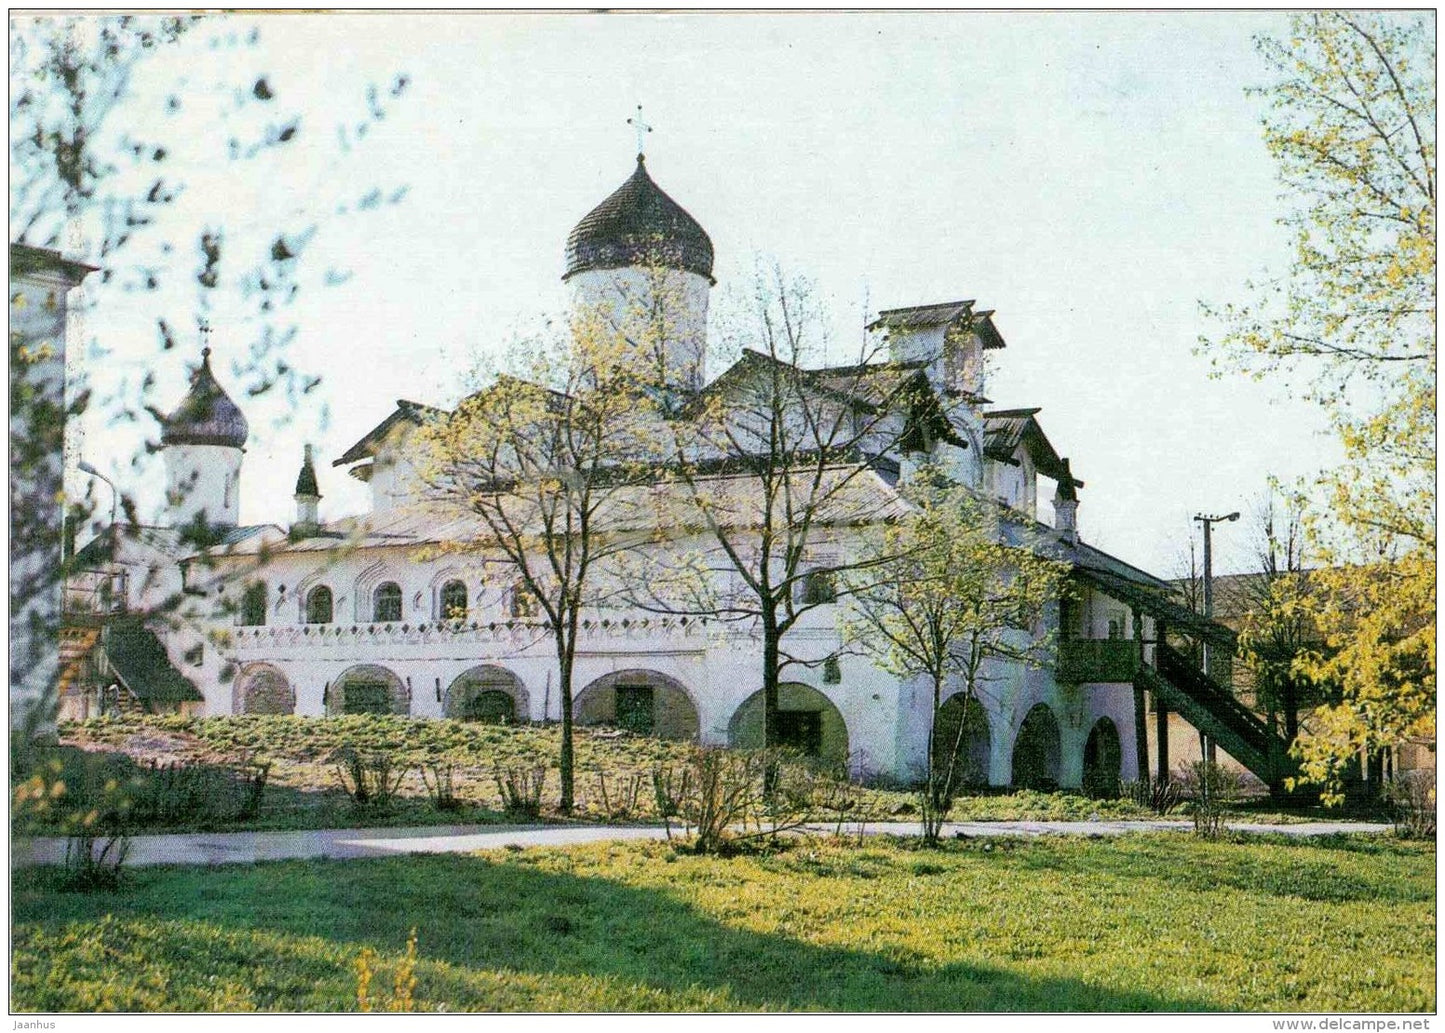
[1192,510,1239,763]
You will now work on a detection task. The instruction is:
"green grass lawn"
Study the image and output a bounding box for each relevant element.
[11,833,1434,1012]
[46,714,1174,834]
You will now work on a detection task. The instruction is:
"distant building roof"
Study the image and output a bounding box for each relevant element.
[334,399,445,467]
[73,523,278,567]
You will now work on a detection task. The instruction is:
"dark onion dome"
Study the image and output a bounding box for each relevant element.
[564,155,714,283]
[295,444,320,498]
[160,347,249,449]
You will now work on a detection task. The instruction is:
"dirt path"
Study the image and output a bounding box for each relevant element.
[12,818,1393,869]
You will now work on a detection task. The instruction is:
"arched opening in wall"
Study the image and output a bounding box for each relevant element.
[444,666,529,724]
[932,694,992,792]
[305,585,333,624]
[327,664,409,716]
[440,580,468,621]
[234,664,295,715]
[574,670,699,740]
[240,581,267,627]
[1082,717,1123,799]
[1011,703,1062,791]
[373,581,403,623]
[728,683,849,767]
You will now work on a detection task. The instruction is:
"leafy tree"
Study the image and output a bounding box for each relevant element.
[9,14,410,735]
[412,323,666,814]
[1203,11,1435,800]
[840,471,1067,842]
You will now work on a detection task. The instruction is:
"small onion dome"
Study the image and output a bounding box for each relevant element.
[160,348,249,449]
[564,155,714,283]
[295,444,321,498]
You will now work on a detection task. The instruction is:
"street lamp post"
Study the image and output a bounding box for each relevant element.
[1192,510,1239,764]
[78,460,118,541]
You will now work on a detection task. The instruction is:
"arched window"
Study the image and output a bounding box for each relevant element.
[240,581,267,627]
[800,569,837,606]
[510,582,537,619]
[305,585,333,624]
[440,580,468,620]
[373,581,403,623]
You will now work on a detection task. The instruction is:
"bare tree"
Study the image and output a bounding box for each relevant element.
[636,266,962,763]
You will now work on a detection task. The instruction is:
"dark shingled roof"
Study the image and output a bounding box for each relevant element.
[867,300,1007,351]
[160,348,249,449]
[564,156,714,283]
[104,618,203,703]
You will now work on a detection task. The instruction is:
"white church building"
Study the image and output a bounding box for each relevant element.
[66,151,1277,792]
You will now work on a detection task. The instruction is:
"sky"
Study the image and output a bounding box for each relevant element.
[40,10,1361,577]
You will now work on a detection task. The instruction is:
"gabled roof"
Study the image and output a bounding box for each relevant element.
[73,523,279,567]
[866,300,1007,350]
[10,242,97,284]
[982,408,1081,487]
[334,399,446,467]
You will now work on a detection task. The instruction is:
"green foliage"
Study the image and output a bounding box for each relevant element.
[11,835,1435,1011]
[841,469,1068,842]
[1123,778,1182,816]
[1383,770,1436,840]
[1203,12,1436,800]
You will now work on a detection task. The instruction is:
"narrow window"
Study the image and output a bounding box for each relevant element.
[822,657,842,684]
[440,579,468,621]
[800,569,837,606]
[241,581,267,626]
[373,581,403,623]
[305,585,333,624]
[510,583,537,619]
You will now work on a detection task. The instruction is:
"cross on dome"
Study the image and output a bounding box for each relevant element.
[627,104,653,159]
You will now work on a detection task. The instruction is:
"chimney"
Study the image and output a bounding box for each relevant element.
[292,444,321,537]
[1053,457,1079,545]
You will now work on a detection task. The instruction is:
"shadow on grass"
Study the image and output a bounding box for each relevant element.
[12,851,1216,1012]
[16,744,511,835]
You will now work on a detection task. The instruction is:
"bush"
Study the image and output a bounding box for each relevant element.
[330,748,410,810]
[420,760,461,812]
[1384,770,1436,840]
[1123,777,1182,815]
[494,765,546,818]
[651,746,826,854]
[1177,761,1243,839]
[591,770,646,820]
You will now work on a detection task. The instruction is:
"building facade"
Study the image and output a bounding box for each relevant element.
[68,154,1275,790]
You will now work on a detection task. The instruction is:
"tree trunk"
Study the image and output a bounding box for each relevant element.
[557,631,575,815]
[761,608,780,749]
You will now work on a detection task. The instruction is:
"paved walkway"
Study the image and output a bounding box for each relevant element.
[11,818,1392,869]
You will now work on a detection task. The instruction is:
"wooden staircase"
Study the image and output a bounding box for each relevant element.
[1136,642,1299,794]
[57,625,101,703]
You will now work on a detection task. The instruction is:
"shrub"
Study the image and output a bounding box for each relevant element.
[355,927,419,1012]
[420,760,461,812]
[651,746,820,854]
[494,765,546,818]
[1384,770,1436,840]
[330,748,410,810]
[1178,761,1244,839]
[1123,777,1182,815]
[592,770,646,820]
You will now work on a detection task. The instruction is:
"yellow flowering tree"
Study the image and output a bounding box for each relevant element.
[1204,12,1435,800]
